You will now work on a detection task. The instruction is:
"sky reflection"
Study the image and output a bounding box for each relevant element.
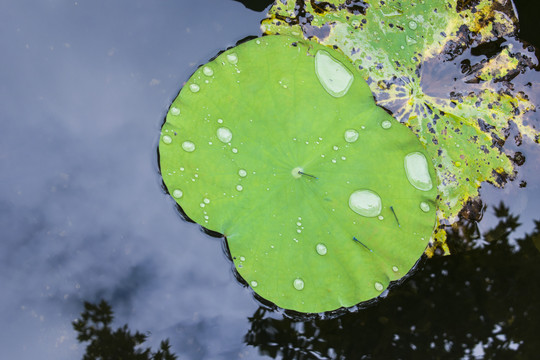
[0,1,269,359]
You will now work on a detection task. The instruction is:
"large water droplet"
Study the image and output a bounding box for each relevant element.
[375,282,384,291]
[404,152,433,191]
[226,53,238,64]
[349,190,382,217]
[182,141,195,152]
[217,127,232,143]
[344,129,359,143]
[314,50,354,98]
[189,84,200,93]
[420,201,430,212]
[162,135,172,144]
[316,243,327,255]
[202,66,213,76]
[238,169,247,177]
[170,107,180,116]
[293,278,304,290]
[172,189,183,199]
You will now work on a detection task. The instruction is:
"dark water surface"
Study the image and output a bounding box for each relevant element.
[1,1,539,359]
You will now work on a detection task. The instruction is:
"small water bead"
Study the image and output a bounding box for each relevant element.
[408,20,418,30]
[217,118,223,124]
[406,35,417,45]
[172,190,183,199]
[374,282,384,291]
[250,280,258,288]
[203,198,210,204]
[226,53,238,64]
[217,127,233,143]
[392,266,399,272]
[238,169,247,177]
[236,185,243,191]
[316,243,327,255]
[351,19,360,27]
[381,120,392,129]
[162,135,172,144]
[404,152,433,191]
[420,201,430,212]
[293,278,304,290]
[344,129,359,143]
[202,66,213,76]
[314,50,354,98]
[189,84,200,93]
[232,148,238,154]
[180,167,185,171]
[182,141,195,152]
[378,215,384,220]
[200,203,205,208]
[333,145,339,151]
[349,190,382,217]
[170,107,180,115]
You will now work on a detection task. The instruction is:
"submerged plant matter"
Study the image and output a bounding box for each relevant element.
[159,35,438,313]
[262,0,540,253]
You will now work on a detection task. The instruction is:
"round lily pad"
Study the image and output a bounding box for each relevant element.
[159,35,438,313]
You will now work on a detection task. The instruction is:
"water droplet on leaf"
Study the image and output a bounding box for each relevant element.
[404,152,433,191]
[316,243,327,255]
[314,50,354,98]
[420,201,430,212]
[189,84,200,93]
[170,107,180,116]
[162,135,172,144]
[344,129,359,142]
[381,120,392,129]
[227,53,238,64]
[375,282,384,291]
[349,190,382,217]
[293,278,304,290]
[182,141,195,152]
[217,127,233,143]
[202,66,213,76]
[172,190,183,199]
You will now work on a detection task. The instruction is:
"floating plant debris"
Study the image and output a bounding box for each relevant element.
[159,35,437,313]
[262,0,540,255]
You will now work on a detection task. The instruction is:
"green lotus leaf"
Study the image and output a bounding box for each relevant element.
[262,0,539,248]
[159,35,438,313]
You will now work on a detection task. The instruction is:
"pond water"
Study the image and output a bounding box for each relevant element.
[1,1,539,359]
